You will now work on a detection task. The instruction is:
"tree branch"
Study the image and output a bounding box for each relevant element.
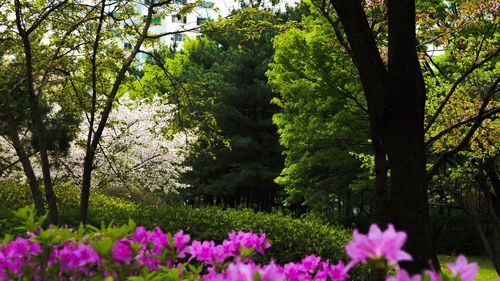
[424,46,500,134]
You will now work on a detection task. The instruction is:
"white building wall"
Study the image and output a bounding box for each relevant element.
[136,0,238,50]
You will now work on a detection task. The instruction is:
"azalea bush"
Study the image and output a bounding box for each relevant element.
[0,207,486,281]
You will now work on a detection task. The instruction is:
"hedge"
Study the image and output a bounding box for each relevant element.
[0,181,367,279]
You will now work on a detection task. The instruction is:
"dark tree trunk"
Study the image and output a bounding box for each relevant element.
[384,0,437,272]
[79,1,154,224]
[6,121,45,216]
[79,154,94,224]
[372,140,390,224]
[14,0,58,224]
[330,0,438,272]
[482,158,500,274]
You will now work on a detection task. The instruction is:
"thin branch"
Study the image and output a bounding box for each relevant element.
[427,76,500,181]
[314,0,352,56]
[426,105,500,149]
[27,0,70,34]
[424,46,500,134]
[87,0,107,154]
[146,26,200,39]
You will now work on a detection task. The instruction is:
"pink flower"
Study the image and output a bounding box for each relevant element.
[346,224,412,265]
[173,230,190,257]
[151,227,170,255]
[111,238,133,264]
[424,270,441,281]
[187,240,217,264]
[132,226,152,245]
[386,269,421,281]
[260,261,286,281]
[228,231,270,255]
[225,263,255,281]
[300,255,321,272]
[74,244,101,267]
[328,261,349,281]
[446,255,478,281]
[283,262,303,281]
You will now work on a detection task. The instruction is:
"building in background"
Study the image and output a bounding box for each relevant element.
[133,0,238,51]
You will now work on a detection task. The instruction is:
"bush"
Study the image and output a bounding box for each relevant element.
[0,211,479,281]
[0,182,365,278]
[430,213,489,256]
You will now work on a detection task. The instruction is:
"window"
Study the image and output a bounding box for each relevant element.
[198,0,214,8]
[171,15,187,23]
[124,42,132,49]
[152,16,162,25]
[196,17,208,25]
[171,34,184,42]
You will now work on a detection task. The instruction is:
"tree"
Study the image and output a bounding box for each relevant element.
[1,0,195,224]
[418,0,499,271]
[138,8,285,210]
[267,5,371,216]
[291,0,499,272]
[0,0,89,223]
[0,56,46,216]
[58,96,192,196]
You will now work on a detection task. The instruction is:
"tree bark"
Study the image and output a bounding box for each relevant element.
[80,2,156,223]
[329,0,438,272]
[14,0,58,224]
[5,121,45,216]
[384,0,437,272]
[483,158,500,274]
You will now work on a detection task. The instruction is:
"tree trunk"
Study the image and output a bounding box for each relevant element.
[14,0,58,224]
[372,139,390,225]
[79,1,154,223]
[330,0,438,272]
[484,158,500,274]
[79,153,94,224]
[383,0,437,272]
[6,121,45,216]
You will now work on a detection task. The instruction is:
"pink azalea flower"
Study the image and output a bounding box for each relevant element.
[300,255,321,273]
[328,261,349,281]
[173,230,190,257]
[424,270,441,281]
[74,244,101,267]
[346,224,412,265]
[111,238,133,264]
[186,240,217,264]
[446,255,478,281]
[225,262,255,281]
[283,262,303,281]
[260,261,286,281]
[131,226,152,245]
[151,227,170,255]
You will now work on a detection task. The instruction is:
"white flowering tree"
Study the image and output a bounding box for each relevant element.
[1,96,192,198]
[57,96,193,194]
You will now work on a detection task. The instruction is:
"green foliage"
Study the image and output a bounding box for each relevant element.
[431,214,489,256]
[137,8,288,211]
[267,3,371,213]
[0,182,359,271]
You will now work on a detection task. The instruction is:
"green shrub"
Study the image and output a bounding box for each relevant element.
[0,181,367,279]
[430,213,488,256]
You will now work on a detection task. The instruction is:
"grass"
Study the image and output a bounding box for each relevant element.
[439,255,498,281]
